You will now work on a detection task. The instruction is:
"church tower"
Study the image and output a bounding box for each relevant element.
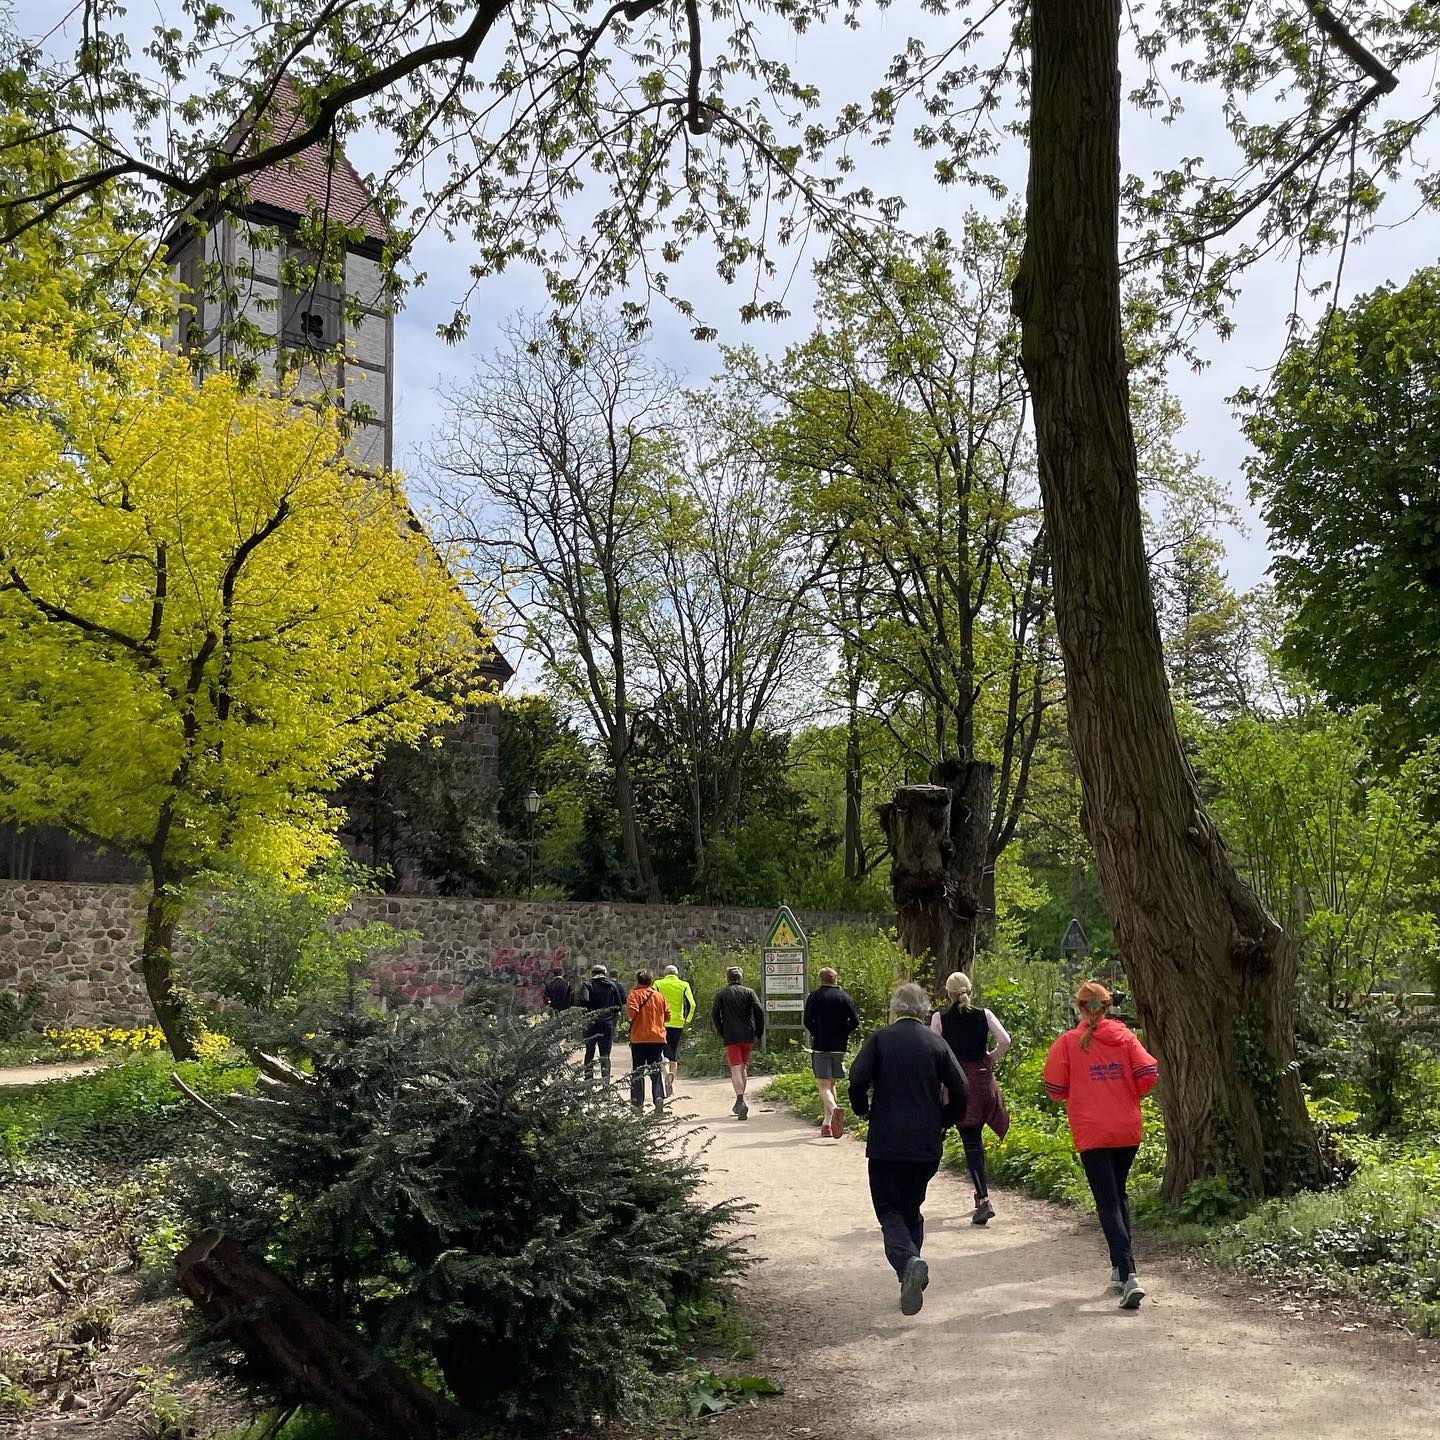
[165,85,395,470]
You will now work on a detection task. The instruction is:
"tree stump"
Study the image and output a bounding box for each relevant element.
[176,1230,468,1440]
[882,760,996,994]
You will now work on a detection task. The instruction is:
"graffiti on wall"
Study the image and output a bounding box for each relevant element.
[371,946,569,1009]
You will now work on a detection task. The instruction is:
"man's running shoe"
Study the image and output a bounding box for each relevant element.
[1108,1267,1123,1292]
[819,1119,833,1138]
[899,1256,929,1315]
[732,1094,743,1116]
[1119,1275,1146,1310]
[830,1106,845,1137]
[971,1197,995,1226]
[737,1097,749,1121]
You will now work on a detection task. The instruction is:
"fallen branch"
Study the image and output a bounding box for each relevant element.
[170,1071,242,1131]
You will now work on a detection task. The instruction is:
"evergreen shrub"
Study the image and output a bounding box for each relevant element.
[177,1007,748,1436]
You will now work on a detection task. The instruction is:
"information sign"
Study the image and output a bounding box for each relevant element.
[760,906,808,1049]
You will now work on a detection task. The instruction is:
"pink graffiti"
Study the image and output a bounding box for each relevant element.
[370,947,568,1009]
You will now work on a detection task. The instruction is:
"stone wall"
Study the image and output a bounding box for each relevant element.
[0,881,889,1027]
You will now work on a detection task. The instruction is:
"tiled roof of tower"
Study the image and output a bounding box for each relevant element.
[241,79,388,243]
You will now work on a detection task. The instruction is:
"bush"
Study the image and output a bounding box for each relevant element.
[0,983,44,1042]
[177,1007,748,1437]
[1214,1151,1440,1334]
[182,857,409,1023]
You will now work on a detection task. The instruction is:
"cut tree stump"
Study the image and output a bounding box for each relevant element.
[176,1230,468,1440]
[882,760,996,993]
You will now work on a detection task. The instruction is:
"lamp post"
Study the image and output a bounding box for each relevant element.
[524,787,541,898]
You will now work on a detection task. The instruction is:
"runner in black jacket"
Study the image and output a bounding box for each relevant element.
[802,968,861,1138]
[577,965,625,1082]
[847,983,968,1316]
[710,966,765,1120]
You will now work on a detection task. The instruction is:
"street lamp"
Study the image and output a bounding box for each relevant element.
[524,787,541,898]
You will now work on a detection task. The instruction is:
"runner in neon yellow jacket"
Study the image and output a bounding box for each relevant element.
[655,965,697,1097]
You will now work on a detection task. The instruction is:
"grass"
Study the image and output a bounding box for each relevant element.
[0,1052,257,1163]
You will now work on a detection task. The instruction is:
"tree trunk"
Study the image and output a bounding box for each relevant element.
[176,1231,468,1440]
[933,758,994,971]
[844,664,864,883]
[882,760,994,992]
[1012,0,1320,1201]
[141,874,200,1061]
[881,784,955,993]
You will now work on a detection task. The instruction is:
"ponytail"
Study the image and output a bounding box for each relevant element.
[944,971,974,1011]
[1074,981,1112,1052]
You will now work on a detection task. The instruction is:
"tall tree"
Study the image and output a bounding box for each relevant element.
[629,398,830,896]
[0,327,483,1055]
[1246,266,1440,766]
[435,312,669,899]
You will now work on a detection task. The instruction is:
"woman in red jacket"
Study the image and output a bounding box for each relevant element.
[1043,981,1159,1310]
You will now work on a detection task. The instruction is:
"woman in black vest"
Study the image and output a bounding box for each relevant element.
[931,972,1011,1225]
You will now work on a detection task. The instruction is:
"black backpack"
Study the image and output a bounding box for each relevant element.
[544,975,573,1010]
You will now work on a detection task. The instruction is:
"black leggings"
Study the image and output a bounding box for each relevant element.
[957,1126,987,1199]
[1080,1145,1139,1278]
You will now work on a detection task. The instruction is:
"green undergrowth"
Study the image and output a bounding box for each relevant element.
[0,1053,257,1164]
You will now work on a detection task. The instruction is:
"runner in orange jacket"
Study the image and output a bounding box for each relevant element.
[625,970,670,1113]
[1043,981,1159,1311]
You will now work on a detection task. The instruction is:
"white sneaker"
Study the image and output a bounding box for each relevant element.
[1119,1275,1146,1310]
[1109,1267,1123,1292]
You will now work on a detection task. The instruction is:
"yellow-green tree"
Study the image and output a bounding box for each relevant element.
[0,326,485,1056]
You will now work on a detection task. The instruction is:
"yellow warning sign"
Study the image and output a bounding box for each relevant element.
[771,920,799,947]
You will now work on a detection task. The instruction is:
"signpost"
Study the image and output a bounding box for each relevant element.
[761,906,808,1052]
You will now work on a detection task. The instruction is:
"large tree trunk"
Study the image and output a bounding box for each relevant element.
[1012,0,1320,1201]
[882,759,994,992]
[142,868,200,1061]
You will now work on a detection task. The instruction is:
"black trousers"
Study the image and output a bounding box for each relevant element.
[1080,1144,1140,1278]
[957,1125,987,1198]
[868,1158,939,1279]
[583,1023,614,1077]
[629,1042,666,1107]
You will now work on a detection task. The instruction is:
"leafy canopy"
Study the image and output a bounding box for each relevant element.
[0,325,485,883]
[1246,266,1440,763]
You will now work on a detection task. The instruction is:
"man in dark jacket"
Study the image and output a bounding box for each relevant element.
[802,967,861,1139]
[710,966,766,1120]
[542,966,573,1013]
[577,965,625,1082]
[848,983,968,1315]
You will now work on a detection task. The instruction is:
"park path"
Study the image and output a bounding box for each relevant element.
[672,1074,1439,1440]
[0,1061,101,1088]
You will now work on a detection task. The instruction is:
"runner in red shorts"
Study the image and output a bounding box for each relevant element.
[711,966,766,1120]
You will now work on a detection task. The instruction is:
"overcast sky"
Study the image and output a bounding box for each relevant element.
[15,3,1438,595]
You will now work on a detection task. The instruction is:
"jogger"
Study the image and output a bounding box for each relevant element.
[578,964,625,1082]
[1043,980,1159,1310]
[710,966,765,1120]
[848,983,968,1315]
[625,969,670,1113]
[802,966,861,1138]
[931,971,1011,1225]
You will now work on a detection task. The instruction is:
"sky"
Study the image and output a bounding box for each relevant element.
[13,2,1439,597]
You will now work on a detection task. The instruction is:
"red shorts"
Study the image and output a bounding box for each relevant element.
[724,1042,753,1068]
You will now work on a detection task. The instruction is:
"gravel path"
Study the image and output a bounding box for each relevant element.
[675,1074,1439,1440]
[0,1061,103,1088]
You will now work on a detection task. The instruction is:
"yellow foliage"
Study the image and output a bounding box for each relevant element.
[43,1024,231,1059]
[0,324,489,884]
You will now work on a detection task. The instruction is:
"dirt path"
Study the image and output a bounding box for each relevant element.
[0,1061,102,1088]
[674,1075,1439,1440]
